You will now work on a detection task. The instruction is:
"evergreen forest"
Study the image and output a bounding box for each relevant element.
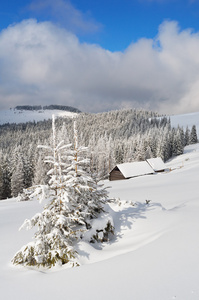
[0,109,198,200]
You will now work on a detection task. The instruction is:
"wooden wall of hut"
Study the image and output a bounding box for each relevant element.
[109,166,126,181]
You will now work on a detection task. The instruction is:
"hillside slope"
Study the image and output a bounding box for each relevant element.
[0,142,199,300]
[0,107,78,125]
[170,111,199,133]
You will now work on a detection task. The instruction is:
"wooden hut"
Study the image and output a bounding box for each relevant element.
[109,161,155,181]
[146,157,166,172]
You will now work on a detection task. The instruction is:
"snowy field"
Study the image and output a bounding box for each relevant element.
[170,111,199,133]
[0,108,77,125]
[0,141,199,300]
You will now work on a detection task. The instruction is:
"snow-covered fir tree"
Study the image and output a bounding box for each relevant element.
[64,121,111,236]
[11,154,24,197]
[32,153,47,185]
[12,116,113,268]
[0,151,3,199]
[12,115,79,267]
[189,125,198,144]
[172,129,184,156]
[184,126,190,146]
[0,154,11,199]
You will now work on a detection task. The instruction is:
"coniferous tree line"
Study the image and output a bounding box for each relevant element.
[15,104,81,113]
[0,109,198,200]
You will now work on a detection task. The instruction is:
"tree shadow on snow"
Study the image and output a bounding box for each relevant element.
[76,201,166,255]
[109,201,166,244]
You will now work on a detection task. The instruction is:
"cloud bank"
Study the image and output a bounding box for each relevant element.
[0,19,199,114]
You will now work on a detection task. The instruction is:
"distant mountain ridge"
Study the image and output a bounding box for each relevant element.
[15,105,81,113]
[0,105,80,125]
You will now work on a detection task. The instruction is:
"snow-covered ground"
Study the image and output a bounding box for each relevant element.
[0,108,77,125]
[0,110,199,299]
[1,141,199,300]
[170,111,199,133]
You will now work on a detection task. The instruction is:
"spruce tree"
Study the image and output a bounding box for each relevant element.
[12,115,78,267]
[12,116,112,268]
[1,155,12,199]
[172,131,183,156]
[64,121,109,231]
[11,155,24,197]
[0,152,3,200]
[184,126,190,146]
[33,153,48,185]
[189,125,198,144]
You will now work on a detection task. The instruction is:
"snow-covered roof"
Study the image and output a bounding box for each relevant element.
[116,161,155,178]
[146,157,166,172]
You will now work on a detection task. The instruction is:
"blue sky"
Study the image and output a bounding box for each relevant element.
[1,0,199,114]
[1,0,199,51]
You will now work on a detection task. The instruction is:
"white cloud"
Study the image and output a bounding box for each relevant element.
[0,19,199,114]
